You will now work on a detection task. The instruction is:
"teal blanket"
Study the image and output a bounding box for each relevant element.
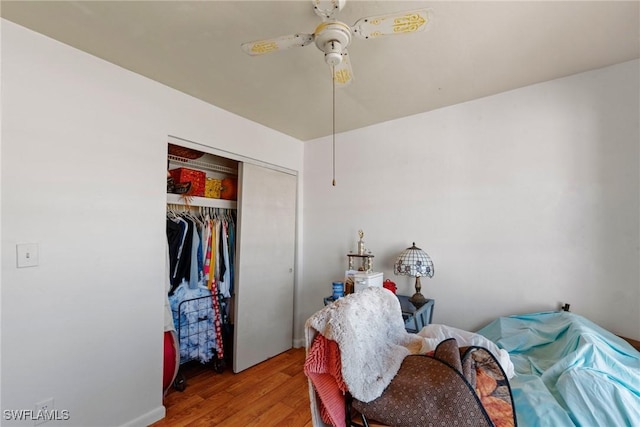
[477,311,640,427]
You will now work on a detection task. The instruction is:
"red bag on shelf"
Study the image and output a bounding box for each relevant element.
[169,168,206,197]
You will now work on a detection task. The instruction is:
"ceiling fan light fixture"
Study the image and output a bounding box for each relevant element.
[314,21,351,53]
[324,41,343,65]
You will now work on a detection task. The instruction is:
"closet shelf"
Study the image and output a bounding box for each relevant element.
[167,193,237,209]
[168,154,238,175]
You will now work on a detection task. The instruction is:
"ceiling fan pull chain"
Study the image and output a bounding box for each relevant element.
[332,64,336,187]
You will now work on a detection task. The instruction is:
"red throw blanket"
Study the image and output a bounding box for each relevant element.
[304,334,348,427]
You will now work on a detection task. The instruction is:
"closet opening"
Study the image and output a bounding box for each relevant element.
[165,141,239,392]
[162,136,297,398]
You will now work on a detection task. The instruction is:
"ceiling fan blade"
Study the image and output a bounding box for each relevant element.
[241,33,314,56]
[332,50,353,87]
[352,8,430,40]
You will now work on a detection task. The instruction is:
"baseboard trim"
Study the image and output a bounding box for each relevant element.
[119,405,165,427]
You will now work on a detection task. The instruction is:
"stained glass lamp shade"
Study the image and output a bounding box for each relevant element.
[394,242,434,307]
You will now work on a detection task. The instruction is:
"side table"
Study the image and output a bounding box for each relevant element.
[397,295,435,333]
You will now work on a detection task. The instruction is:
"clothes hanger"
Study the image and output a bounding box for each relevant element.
[166,205,179,220]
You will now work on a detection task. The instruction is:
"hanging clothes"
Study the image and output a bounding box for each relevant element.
[167,215,192,295]
[164,243,176,333]
[218,219,231,299]
[165,206,236,365]
[227,220,235,295]
[169,282,216,363]
[187,216,200,289]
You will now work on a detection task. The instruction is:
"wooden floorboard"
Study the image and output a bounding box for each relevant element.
[151,348,311,427]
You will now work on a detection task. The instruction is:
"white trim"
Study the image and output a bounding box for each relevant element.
[119,405,165,427]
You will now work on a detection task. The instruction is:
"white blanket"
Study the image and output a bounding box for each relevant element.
[305,287,424,403]
[417,324,515,378]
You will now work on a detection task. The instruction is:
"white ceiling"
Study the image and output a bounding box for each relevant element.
[2,1,639,141]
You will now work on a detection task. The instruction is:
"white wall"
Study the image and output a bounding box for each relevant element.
[1,20,303,426]
[302,60,639,341]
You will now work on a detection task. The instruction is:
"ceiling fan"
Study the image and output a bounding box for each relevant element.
[241,0,431,87]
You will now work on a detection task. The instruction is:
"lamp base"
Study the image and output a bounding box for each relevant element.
[409,292,427,308]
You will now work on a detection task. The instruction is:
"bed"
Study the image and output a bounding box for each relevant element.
[305,288,640,427]
[477,310,640,427]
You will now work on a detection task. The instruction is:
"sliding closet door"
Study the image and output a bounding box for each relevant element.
[233,162,297,373]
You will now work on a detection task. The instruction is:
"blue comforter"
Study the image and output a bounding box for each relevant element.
[477,311,640,427]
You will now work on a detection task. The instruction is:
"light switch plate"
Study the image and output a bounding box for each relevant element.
[16,243,39,268]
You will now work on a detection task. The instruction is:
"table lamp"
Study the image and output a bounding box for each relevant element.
[394,242,434,307]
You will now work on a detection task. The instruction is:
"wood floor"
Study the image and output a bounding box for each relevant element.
[151,348,312,427]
